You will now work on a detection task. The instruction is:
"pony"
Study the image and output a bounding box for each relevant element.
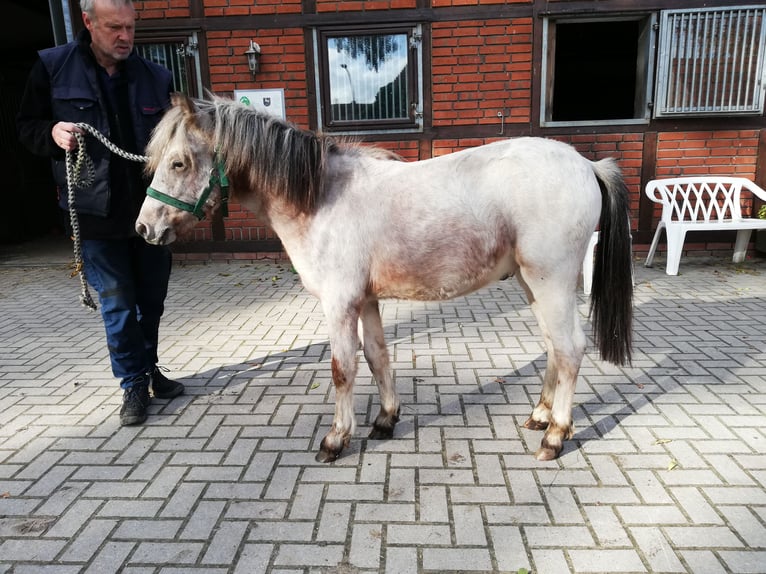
[136,93,633,462]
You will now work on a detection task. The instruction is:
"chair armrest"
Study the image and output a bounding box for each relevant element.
[741,179,766,203]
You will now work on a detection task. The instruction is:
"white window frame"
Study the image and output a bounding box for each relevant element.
[654,6,766,117]
[135,32,203,97]
[313,25,424,135]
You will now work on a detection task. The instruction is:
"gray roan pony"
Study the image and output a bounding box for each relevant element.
[136,94,633,463]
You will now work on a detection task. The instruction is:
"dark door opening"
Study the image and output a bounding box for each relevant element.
[1,0,61,243]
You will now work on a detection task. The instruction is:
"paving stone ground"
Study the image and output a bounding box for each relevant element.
[1,237,765,574]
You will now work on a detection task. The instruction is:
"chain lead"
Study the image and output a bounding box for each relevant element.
[65,124,149,311]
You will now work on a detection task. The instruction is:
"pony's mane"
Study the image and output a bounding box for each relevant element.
[146,96,402,213]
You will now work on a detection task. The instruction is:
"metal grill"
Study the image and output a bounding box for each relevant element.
[655,6,766,116]
[135,43,189,94]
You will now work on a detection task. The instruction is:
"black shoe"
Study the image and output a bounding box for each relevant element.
[150,366,184,399]
[120,384,150,426]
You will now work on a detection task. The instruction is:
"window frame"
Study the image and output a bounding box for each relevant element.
[539,14,657,128]
[134,31,203,98]
[313,24,424,134]
[654,6,766,118]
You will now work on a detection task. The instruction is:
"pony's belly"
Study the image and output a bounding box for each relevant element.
[371,263,515,302]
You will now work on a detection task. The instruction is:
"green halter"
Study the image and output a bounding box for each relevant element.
[146,156,229,220]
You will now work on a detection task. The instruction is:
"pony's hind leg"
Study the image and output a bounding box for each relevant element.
[519,275,586,460]
[517,275,556,431]
[316,307,361,463]
[360,300,400,439]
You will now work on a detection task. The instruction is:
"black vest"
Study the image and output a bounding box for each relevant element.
[39,33,171,218]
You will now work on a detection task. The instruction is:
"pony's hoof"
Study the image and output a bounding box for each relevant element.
[315,435,345,463]
[534,446,559,461]
[535,432,564,460]
[369,409,399,440]
[368,425,394,440]
[523,417,549,431]
[315,448,340,463]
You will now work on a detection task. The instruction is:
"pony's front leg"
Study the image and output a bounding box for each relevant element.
[360,300,400,439]
[316,311,360,463]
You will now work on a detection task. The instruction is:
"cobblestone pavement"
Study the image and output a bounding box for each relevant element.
[1,238,765,574]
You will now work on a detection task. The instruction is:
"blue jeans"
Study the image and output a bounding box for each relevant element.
[81,237,172,388]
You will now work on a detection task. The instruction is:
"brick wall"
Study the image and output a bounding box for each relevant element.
[432,19,532,126]
[134,1,191,19]
[202,0,302,17]
[656,131,759,180]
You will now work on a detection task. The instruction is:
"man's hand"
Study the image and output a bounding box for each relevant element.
[52,122,84,152]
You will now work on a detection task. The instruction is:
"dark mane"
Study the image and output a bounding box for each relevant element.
[147,96,403,214]
[203,97,338,213]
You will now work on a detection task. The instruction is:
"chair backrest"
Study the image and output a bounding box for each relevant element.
[645,177,747,223]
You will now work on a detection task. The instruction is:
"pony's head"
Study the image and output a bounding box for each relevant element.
[136,93,220,245]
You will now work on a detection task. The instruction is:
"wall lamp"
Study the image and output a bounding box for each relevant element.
[244,40,261,76]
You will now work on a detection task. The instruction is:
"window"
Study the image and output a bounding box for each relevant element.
[315,25,423,132]
[135,32,202,97]
[541,16,655,126]
[654,6,766,117]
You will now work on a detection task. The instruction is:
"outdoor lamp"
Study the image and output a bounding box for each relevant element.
[245,40,261,76]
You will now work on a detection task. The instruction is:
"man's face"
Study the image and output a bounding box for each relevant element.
[83,0,136,70]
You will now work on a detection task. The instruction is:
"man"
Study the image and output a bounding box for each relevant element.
[17,0,184,426]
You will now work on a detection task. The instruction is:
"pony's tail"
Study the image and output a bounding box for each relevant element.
[589,158,633,366]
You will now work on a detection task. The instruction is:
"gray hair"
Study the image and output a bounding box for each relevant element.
[80,0,134,18]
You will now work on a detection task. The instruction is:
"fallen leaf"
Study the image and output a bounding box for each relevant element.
[1,492,10,498]
[310,382,320,390]
[494,377,506,383]
[654,439,672,445]
[667,459,678,471]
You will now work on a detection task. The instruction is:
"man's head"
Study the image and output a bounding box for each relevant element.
[81,0,136,72]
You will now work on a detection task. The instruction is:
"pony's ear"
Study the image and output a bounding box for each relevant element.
[171,92,196,116]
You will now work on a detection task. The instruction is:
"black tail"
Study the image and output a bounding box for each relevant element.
[589,158,633,366]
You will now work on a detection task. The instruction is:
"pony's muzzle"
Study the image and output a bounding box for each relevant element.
[135,220,172,245]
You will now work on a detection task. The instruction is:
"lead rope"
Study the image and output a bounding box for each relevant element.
[65,123,149,311]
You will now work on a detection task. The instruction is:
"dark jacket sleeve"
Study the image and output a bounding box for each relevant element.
[16,58,65,161]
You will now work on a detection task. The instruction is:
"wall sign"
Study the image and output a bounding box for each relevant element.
[234,89,286,120]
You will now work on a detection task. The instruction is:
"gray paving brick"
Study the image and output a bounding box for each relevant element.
[664,525,745,548]
[717,550,766,574]
[0,538,67,561]
[46,499,102,538]
[273,543,344,567]
[180,500,226,539]
[670,486,724,524]
[530,548,570,574]
[83,541,135,574]
[630,526,686,572]
[718,506,766,547]
[129,542,204,564]
[583,505,631,547]
[568,548,647,572]
[232,543,273,574]
[60,519,118,563]
[202,521,249,564]
[525,525,594,548]
[422,548,492,572]
[385,546,418,574]
[349,523,383,569]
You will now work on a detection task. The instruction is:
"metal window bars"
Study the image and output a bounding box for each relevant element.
[655,6,766,116]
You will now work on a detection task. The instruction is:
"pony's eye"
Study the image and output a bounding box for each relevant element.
[171,160,184,170]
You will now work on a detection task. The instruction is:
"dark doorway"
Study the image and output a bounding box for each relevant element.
[551,20,640,122]
[1,0,61,243]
